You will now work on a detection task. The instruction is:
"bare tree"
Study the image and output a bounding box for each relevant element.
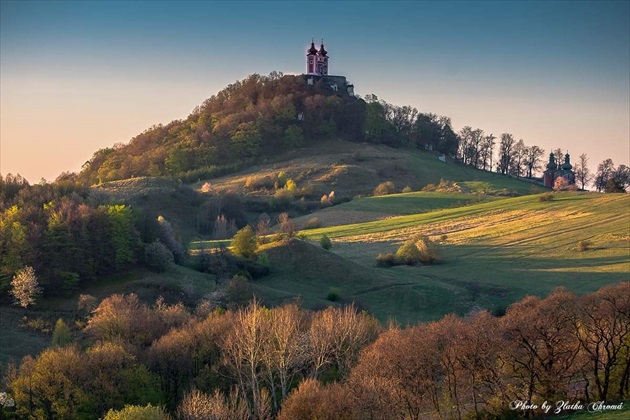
[497,133,515,175]
[524,145,545,179]
[574,153,592,190]
[509,139,527,178]
[480,134,496,171]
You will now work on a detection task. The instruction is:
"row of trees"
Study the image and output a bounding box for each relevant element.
[3,283,628,419]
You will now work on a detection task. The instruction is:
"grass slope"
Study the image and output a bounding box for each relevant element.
[193,140,540,199]
[252,192,630,324]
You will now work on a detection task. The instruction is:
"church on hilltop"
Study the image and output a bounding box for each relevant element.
[543,152,576,188]
[303,39,354,96]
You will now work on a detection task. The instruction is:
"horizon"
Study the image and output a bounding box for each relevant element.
[1,0,629,183]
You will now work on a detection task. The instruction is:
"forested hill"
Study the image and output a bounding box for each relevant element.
[77,73,459,185]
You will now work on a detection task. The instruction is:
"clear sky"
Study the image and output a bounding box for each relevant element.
[1,0,629,183]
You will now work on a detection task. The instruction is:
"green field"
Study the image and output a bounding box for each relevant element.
[252,192,630,324]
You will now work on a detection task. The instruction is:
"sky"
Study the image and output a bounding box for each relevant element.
[1,0,629,183]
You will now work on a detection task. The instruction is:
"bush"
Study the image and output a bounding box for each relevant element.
[279,213,296,238]
[538,192,554,202]
[373,181,397,196]
[144,240,174,272]
[320,234,332,250]
[376,253,398,267]
[327,287,342,302]
[414,235,443,264]
[395,241,423,265]
[51,318,71,347]
[402,185,413,193]
[231,226,258,259]
[304,217,323,229]
[577,240,592,252]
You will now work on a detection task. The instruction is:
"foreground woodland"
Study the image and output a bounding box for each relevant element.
[1,282,628,419]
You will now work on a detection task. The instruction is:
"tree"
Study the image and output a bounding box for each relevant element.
[278,213,296,239]
[509,139,527,178]
[524,145,545,179]
[144,240,174,272]
[574,153,592,190]
[611,164,630,192]
[103,404,171,420]
[51,318,71,347]
[497,133,515,175]
[10,266,41,308]
[231,226,258,259]
[594,158,615,192]
[157,215,185,264]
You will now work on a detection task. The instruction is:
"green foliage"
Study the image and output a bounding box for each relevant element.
[373,181,397,196]
[320,234,332,250]
[231,226,258,259]
[283,125,304,148]
[144,240,174,272]
[103,404,170,420]
[106,205,139,269]
[51,318,71,347]
[327,287,342,302]
[395,241,423,265]
[58,271,80,296]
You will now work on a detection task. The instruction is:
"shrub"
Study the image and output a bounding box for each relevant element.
[402,185,413,193]
[305,217,323,229]
[285,179,297,192]
[395,241,423,265]
[373,181,397,196]
[320,234,332,250]
[376,253,397,267]
[201,182,213,193]
[327,287,342,302]
[538,192,554,202]
[577,240,592,252]
[414,235,443,264]
[231,226,258,259]
[144,240,174,272]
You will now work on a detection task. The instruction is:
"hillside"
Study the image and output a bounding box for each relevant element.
[250,192,630,323]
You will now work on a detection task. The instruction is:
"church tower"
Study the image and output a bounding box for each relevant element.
[316,40,328,76]
[306,40,318,75]
[306,39,329,76]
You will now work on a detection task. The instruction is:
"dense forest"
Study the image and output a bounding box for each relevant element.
[1,284,628,419]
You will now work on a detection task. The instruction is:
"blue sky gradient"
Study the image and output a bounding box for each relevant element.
[1,1,628,181]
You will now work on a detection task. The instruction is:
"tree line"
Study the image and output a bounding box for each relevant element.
[2,282,628,419]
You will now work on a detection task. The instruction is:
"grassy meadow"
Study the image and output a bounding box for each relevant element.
[251,192,630,324]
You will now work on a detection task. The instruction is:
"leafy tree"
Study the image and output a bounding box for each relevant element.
[157,215,185,264]
[231,225,258,259]
[595,158,615,192]
[144,240,174,272]
[282,125,304,148]
[103,404,171,420]
[51,318,71,347]
[10,266,41,308]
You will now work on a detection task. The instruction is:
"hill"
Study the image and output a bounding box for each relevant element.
[249,192,630,323]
